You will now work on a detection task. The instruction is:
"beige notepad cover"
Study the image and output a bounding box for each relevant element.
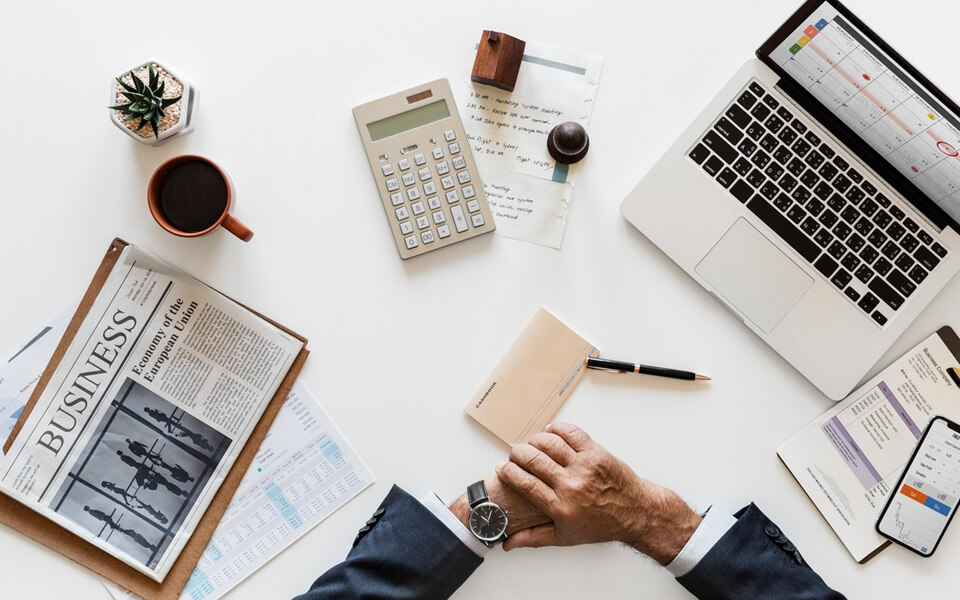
[465,307,598,445]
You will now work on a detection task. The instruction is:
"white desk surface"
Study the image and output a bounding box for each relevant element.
[2,0,959,597]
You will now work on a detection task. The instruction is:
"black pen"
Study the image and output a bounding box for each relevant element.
[584,356,711,381]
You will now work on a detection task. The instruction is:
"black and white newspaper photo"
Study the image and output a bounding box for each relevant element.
[0,245,303,581]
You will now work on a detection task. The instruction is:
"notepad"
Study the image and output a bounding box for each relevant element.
[464,307,598,446]
[458,40,603,249]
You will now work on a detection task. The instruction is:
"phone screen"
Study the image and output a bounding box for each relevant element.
[877,416,960,556]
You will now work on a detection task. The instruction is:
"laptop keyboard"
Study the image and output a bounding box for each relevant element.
[689,80,949,327]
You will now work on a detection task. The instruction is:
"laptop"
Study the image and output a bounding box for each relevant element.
[621,0,960,400]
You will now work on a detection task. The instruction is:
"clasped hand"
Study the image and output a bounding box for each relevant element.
[473,423,702,565]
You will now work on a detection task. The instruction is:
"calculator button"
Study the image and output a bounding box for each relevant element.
[446,190,460,204]
[451,205,469,232]
[457,170,472,184]
[441,176,455,190]
[436,161,450,175]
[398,158,411,171]
[466,200,480,213]
[471,214,485,227]
[452,156,467,170]
[432,147,444,160]
[421,230,435,244]
[437,224,451,238]
[395,206,410,220]
[444,129,456,142]
[418,167,432,181]
[404,235,418,249]
[385,178,400,192]
[433,210,446,224]
[390,192,404,206]
[416,216,430,230]
[402,172,416,186]
[414,153,427,166]
[407,187,421,201]
[411,201,425,215]
[448,142,461,154]
[462,185,476,199]
[381,164,394,176]
[427,195,441,210]
[399,221,414,235]
[424,181,437,195]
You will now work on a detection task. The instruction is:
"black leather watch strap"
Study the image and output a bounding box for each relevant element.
[467,480,488,508]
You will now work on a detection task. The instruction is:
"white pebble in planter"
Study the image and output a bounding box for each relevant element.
[108,59,198,145]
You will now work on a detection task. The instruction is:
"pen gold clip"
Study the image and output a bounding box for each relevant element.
[584,357,625,374]
[584,356,709,382]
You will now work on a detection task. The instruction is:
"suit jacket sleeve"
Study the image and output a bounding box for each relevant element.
[294,485,482,600]
[676,503,846,600]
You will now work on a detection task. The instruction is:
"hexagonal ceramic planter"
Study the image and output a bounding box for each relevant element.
[108,59,198,145]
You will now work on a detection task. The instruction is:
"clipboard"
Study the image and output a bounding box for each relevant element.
[0,238,309,600]
[777,325,960,563]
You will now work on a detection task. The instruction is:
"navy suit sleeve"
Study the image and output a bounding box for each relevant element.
[677,504,846,600]
[294,485,482,600]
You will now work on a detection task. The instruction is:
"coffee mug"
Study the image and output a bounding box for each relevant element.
[147,155,253,242]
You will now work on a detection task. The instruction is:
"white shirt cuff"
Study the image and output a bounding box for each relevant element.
[664,505,736,577]
[419,491,492,558]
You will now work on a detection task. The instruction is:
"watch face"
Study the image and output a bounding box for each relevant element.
[469,502,508,542]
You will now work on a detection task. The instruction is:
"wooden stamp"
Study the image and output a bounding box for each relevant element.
[471,30,526,92]
[547,122,590,164]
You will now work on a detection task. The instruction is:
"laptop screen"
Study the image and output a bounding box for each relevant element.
[758,1,960,231]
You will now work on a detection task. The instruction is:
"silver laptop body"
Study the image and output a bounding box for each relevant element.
[621,0,960,400]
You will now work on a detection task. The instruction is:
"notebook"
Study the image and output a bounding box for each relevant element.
[464,307,598,446]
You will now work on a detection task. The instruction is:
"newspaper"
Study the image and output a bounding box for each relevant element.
[0,244,304,582]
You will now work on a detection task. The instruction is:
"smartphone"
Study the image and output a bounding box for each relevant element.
[876,416,960,556]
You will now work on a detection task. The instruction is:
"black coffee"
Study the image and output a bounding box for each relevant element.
[159,161,228,233]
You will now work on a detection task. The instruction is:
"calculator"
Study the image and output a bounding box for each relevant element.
[353,79,495,259]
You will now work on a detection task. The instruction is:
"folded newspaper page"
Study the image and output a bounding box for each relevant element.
[0,244,304,582]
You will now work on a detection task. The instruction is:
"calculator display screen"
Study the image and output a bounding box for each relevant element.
[367,100,450,141]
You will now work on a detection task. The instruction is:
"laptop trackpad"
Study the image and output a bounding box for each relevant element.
[695,218,813,333]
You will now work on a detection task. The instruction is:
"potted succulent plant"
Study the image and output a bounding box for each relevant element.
[108,60,197,145]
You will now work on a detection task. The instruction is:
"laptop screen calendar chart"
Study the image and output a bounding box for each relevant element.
[768,2,960,226]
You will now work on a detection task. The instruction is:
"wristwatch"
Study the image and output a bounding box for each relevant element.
[466,480,508,545]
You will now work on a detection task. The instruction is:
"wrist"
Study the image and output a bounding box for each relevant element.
[622,481,702,565]
[449,493,471,528]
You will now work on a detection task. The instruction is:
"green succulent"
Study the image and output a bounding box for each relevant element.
[108,64,182,139]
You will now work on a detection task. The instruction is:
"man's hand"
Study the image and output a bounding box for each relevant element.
[496,422,702,564]
[448,474,551,536]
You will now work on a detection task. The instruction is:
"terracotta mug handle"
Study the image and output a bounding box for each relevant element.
[222,214,254,242]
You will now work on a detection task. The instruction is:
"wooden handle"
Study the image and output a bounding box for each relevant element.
[222,214,253,242]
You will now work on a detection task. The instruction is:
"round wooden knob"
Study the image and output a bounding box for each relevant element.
[547,121,589,164]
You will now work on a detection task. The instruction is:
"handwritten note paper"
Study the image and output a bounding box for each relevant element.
[459,41,603,248]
